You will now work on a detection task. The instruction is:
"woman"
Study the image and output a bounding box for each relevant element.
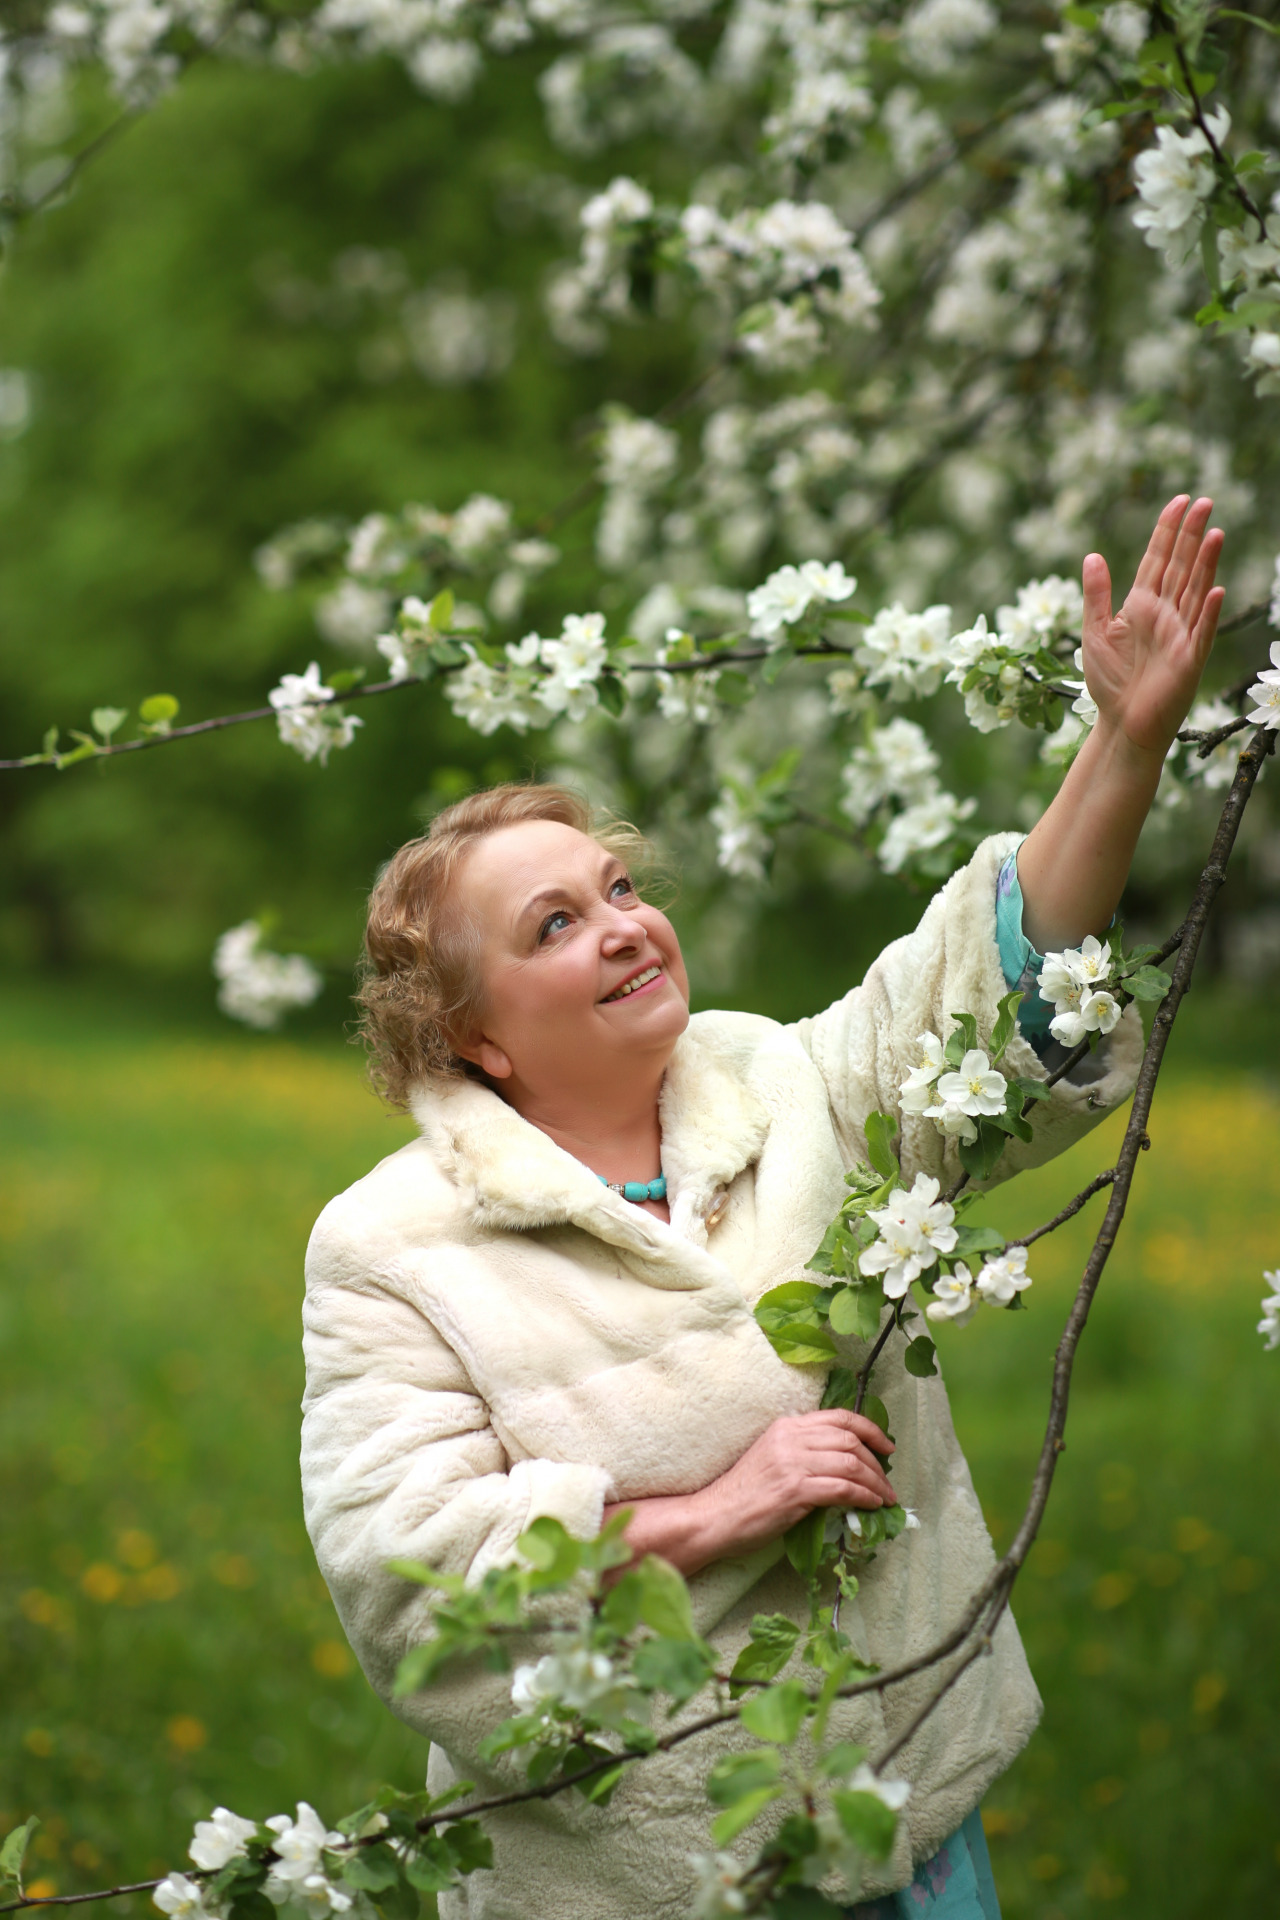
[300,498,1223,1919]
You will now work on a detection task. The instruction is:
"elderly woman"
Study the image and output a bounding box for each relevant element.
[300,499,1223,1920]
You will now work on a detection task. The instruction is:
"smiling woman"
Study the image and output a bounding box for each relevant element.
[302,505,1226,1920]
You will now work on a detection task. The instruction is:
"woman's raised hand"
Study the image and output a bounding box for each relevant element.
[1080,494,1226,757]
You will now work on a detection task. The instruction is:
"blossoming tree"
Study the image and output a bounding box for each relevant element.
[2,0,1280,1912]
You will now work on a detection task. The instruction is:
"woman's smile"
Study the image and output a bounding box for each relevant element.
[600,963,664,1004]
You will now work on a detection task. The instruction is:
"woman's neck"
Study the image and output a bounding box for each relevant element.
[501,1066,666,1186]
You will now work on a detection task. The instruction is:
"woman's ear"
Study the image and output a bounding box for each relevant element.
[450,1025,514,1081]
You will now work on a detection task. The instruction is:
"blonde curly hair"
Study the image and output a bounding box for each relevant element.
[356,783,659,1107]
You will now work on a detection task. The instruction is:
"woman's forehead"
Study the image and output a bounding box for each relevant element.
[457,820,618,921]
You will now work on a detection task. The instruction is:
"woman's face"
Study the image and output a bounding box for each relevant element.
[450,820,690,1094]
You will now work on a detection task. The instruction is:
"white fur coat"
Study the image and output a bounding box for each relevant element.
[300,833,1142,1919]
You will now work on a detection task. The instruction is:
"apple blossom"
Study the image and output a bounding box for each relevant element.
[975,1245,1032,1305]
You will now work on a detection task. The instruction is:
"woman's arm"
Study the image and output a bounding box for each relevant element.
[602,1408,896,1579]
[1016,494,1225,953]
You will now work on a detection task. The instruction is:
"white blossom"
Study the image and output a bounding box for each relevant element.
[1259,1272,1280,1351]
[1246,639,1280,728]
[153,1875,217,1920]
[901,0,996,75]
[1049,986,1122,1047]
[841,718,939,827]
[710,785,772,880]
[263,1805,345,1908]
[878,791,976,875]
[974,1244,1032,1305]
[189,1809,260,1873]
[313,579,391,649]
[1131,113,1228,265]
[689,1852,751,1918]
[857,604,952,699]
[846,1764,911,1812]
[861,1172,958,1297]
[1182,697,1241,788]
[269,663,363,764]
[747,563,816,640]
[898,1030,947,1114]
[926,1262,976,1325]
[213,923,323,1030]
[924,1047,1008,1143]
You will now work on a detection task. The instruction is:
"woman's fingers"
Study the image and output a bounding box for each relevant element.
[1133,494,1191,595]
[805,1475,891,1511]
[803,1444,894,1489]
[1081,551,1112,644]
[815,1408,895,1454]
[1162,497,1214,608]
[1192,584,1227,661]
[1178,524,1224,633]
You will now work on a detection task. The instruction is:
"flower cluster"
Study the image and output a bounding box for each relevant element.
[1131,113,1228,269]
[860,1172,958,1297]
[212,924,323,1030]
[943,575,1085,736]
[268,664,363,765]
[1246,641,1280,731]
[901,1037,1008,1145]
[926,1245,1032,1324]
[1259,1272,1280,1351]
[1037,936,1122,1047]
[153,1802,351,1920]
[746,558,856,643]
[443,611,612,735]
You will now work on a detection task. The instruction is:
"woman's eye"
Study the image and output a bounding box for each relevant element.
[540,911,572,941]
[610,876,636,900]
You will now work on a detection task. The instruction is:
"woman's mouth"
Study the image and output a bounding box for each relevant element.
[601,964,663,1004]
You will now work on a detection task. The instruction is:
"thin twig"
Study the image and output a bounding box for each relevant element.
[1005,1166,1117,1249]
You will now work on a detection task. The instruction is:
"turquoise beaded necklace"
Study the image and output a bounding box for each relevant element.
[597,1173,667,1204]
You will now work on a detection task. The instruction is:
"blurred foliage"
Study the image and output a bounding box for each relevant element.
[2,982,1278,1917]
[0,53,698,980]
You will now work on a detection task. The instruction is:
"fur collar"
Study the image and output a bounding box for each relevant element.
[408,1015,770,1278]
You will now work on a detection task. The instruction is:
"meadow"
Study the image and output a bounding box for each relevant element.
[2,977,1278,1920]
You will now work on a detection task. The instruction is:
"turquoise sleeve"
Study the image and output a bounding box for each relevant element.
[995,851,1053,1038]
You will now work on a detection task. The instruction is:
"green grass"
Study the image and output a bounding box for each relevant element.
[2,980,1278,1918]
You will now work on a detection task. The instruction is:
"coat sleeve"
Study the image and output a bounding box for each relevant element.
[299,1195,610,1730]
[788,831,1144,1183]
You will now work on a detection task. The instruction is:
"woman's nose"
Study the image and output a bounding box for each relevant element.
[600,906,648,950]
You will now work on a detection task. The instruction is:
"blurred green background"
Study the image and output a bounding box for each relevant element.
[2,40,1279,1920]
[3,979,1278,1920]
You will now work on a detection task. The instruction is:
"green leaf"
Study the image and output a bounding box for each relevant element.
[516,1515,581,1588]
[760,643,794,686]
[764,1328,839,1366]
[862,1110,900,1181]
[828,1283,883,1340]
[784,1507,829,1584]
[820,1365,859,1411]
[729,1613,802,1690]
[740,1678,811,1745]
[0,1818,38,1889]
[859,1392,891,1438]
[341,1844,403,1892]
[632,1635,715,1706]
[902,1335,938,1378]
[634,1554,695,1639]
[227,1893,276,1920]
[1012,1075,1050,1105]
[958,1118,1008,1182]
[756,1280,825,1316]
[403,1840,459,1896]
[706,1747,783,1807]
[428,588,455,629]
[989,989,1023,1061]
[139,693,179,727]
[832,1788,898,1861]
[597,671,626,717]
[325,668,366,694]
[817,1740,868,1778]
[714,669,754,707]
[770,1888,847,1918]
[943,1011,979,1068]
[385,1557,462,1592]
[951,1224,1005,1260]
[440,1818,494,1874]
[1121,964,1172,1002]
[710,1785,782,1845]
[91,705,129,742]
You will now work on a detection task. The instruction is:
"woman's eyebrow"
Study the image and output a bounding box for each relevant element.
[515,862,623,927]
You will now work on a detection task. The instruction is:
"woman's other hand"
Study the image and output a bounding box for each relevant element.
[1080,493,1225,756]
[602,1409,896,1580]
